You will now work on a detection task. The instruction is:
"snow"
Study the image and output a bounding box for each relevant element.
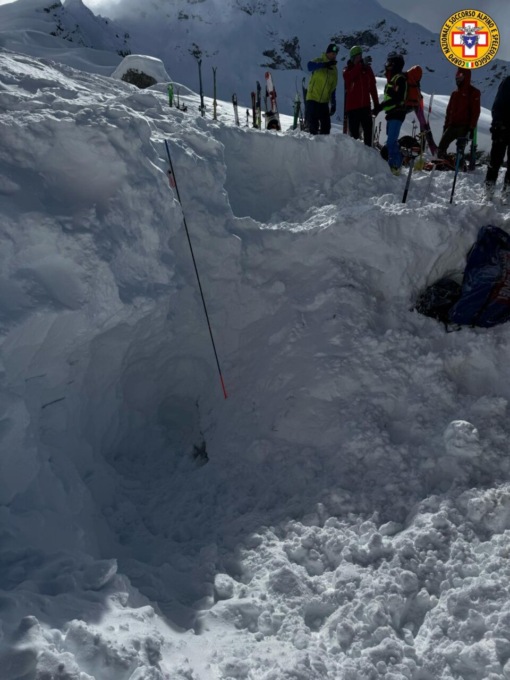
[3,29,510,680]
[111,54,171,84]
[0,0,126,75]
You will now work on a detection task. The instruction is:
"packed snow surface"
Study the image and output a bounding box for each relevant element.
[2,48,510,680]
[111,54,171,84]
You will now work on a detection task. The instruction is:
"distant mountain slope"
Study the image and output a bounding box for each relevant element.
[0,0,508,112]
[0,0,129,74]
[102,0,508,111]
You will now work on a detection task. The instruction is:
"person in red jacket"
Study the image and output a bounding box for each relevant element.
[437,68,481,158]
[343,45,380,146]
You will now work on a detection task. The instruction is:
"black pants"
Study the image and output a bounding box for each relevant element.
[437,125,470,157]
[485,132,510,185]
[307,100,331,135]
[347,107,373,146]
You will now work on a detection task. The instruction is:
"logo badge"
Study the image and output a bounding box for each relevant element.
[440,10,500,68]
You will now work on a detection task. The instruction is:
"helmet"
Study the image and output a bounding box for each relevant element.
[386,52,405,71]
[349,45,362,58]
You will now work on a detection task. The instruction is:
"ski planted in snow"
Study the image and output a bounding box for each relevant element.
[232,93,240,126]
[212,67,218,121]
[264,71,281,130]
[168,83,174,107]
[292,92,301,130]
[251,91,258,128]
[197,58,205,116]
[256,81,262,129]
[301,77,308,130]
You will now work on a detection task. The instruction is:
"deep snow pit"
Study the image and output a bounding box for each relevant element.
[5,48,510,680]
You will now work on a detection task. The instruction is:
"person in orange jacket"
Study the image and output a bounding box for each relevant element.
[437,68,480,158]
[343,45,380,146]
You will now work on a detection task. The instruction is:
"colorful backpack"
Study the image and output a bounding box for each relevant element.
[449,225,510,328]
[405,65,423,111]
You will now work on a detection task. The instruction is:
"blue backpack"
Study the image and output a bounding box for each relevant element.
[449,225,510,327]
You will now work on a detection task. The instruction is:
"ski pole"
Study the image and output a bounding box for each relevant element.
[164,140,228,399]
[402,147,419,203]
[449,137,468,204]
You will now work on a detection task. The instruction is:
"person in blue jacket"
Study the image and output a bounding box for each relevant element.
[306,44,338,135]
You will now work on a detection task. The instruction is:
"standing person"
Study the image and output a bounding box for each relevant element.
[405,65,438,155]
[382,52,407,175]
[437,68,480,159]
[485,76,510,199]
[343,45,380,145]
[306,44,338,135]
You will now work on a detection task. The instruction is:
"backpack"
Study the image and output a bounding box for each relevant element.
[449,225,510,328]
[405,65,423,111]
[379,135,421,162]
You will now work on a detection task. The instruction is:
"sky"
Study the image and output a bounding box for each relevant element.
[4,35,510,680]
[5,2,510,679]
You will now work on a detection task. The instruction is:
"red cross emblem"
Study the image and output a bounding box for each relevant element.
[451,21,489,58]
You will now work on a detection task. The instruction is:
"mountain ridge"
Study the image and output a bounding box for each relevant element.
[1,0,508,113]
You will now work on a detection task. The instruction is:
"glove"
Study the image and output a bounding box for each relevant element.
[330,104,337,116]
[324,60,337,69]
[371,102,381,116]
[364,55,372,65]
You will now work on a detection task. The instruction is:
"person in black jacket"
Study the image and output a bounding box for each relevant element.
[382,52,407,175]
[485,76,510,199]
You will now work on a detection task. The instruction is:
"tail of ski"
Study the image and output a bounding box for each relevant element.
[232,93,240,126]
[301,77,308,131]
[251,91,258,128]
[212,67,217,121]
[264,71,281,131]
[292,92,301,130]
[256,81,262,129]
